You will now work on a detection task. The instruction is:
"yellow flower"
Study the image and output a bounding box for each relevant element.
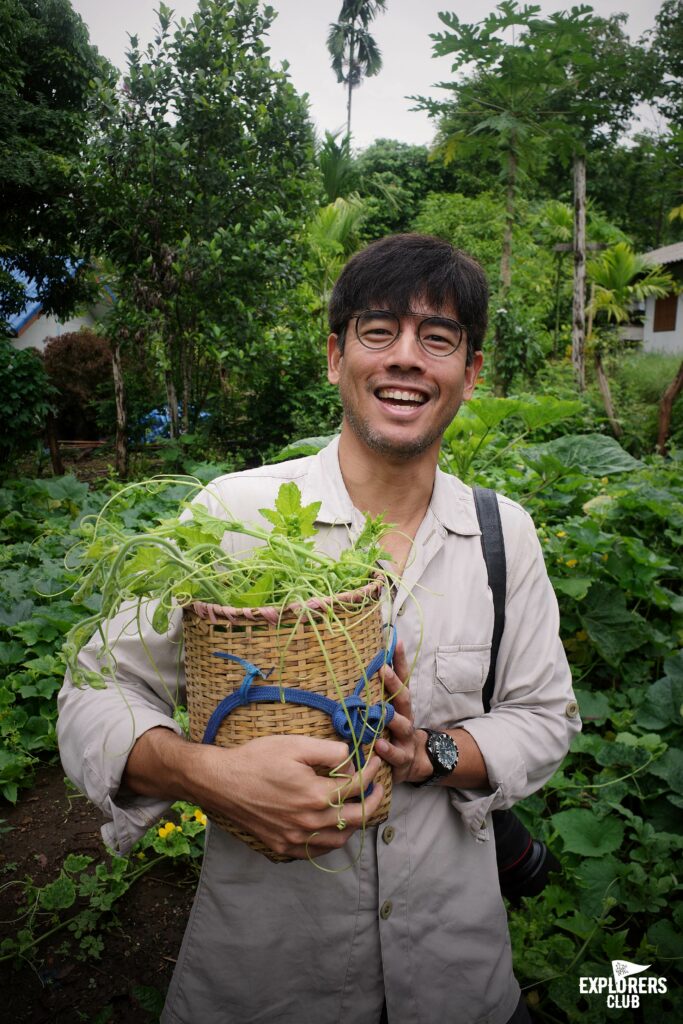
[194,810,208,826]
[136,852,147,860]
[176,827,183,833]
[158,820,176,839]
[566,558,578,568]
[575,630,588,641]
[600,477,609,485]
[556,530,567,538]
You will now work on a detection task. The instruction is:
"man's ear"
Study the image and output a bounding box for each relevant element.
[327,334,342,384]
[464,351,484,400]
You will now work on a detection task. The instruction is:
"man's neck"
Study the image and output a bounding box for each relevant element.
[336,425,439,525]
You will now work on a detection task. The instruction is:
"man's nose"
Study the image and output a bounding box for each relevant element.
[382,322,425,368]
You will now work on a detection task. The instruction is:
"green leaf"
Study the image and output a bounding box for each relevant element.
[648,748,683,795]
[637,657,683,730]
[269,434,337,463]
[581,856,622,913]
[230,571,274,608]
[551,576,592,599]
[647,919,682,958]
[514,396,583,431]
[551,808,624,857]
[63,853,94,874]
[39,875,76,911]
[524,434,642,476]
[467,396,520,428]
[574,688,611,725]
[578,583,651,666]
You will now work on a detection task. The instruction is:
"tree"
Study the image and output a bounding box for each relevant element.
[318,131,358,203]
[420,3,557,298]
[647,0,683,128]
[0,0,111,330]
[327,0,387,138]
[84,0,317,474]
[522,9,645,391]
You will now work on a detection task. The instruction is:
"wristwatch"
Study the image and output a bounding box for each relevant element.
[411,728,459,787]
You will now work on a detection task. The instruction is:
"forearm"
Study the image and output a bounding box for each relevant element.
[123,725,210,802]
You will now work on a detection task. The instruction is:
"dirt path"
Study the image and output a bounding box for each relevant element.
[0,763,195,1023]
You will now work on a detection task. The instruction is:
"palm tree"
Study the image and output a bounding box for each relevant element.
[586,243,674,437]
[327,1,387,139]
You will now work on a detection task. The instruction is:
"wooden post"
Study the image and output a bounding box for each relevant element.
[572,153,587,392]
[656,358,683,454]
[111,339,128,479]
[45,411,64,476]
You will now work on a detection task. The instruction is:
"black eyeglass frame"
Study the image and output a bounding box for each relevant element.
[343,309,471,360]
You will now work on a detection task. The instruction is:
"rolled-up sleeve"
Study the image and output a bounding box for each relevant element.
[57,601,186,854]
[450,506,580,833]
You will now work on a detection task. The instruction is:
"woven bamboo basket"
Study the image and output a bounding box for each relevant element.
[182,582,393,862]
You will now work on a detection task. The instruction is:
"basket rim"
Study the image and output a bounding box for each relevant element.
[185,579,383,625]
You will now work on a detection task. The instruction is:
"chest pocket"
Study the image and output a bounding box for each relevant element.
[429,644,491,727]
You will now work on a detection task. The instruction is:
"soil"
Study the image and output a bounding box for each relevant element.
[0,763,196,1024]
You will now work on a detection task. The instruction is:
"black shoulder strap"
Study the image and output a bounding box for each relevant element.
[472,487,506,714]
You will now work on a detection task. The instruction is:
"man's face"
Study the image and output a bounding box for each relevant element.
[327,299,483,461]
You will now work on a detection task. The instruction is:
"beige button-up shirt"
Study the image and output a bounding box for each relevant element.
[57,438,580,1024]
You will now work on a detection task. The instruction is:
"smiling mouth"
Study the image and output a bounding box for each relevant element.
[375,387,428,408]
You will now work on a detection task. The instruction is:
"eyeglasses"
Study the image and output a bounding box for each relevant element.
[350,310,467,358]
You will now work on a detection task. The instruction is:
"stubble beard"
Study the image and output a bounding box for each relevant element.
[339,380,461,461]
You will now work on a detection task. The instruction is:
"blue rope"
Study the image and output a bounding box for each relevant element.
[202,627,397,793]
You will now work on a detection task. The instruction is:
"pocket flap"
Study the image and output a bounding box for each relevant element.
[435,645,491,693]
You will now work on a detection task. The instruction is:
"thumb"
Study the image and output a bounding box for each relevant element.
[295,736,353,772]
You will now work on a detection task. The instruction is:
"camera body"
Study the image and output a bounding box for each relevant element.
[492,809,560,905]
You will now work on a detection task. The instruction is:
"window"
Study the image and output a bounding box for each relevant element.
[654,293,678,332]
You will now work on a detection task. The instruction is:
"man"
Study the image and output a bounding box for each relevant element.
[58,234,580,1024]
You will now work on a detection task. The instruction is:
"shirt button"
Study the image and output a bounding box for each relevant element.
[565,700,580,719]
[382,826,395,844]
[380,900,393,920]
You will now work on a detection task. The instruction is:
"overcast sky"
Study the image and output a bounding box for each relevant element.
[70,0,666,150]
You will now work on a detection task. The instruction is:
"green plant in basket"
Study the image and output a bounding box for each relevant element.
[64,478,394,687]
[63,476,404,861]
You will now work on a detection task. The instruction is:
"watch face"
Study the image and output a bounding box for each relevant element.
[428,732,458,773]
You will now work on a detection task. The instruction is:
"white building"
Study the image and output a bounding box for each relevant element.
[6,263,112,351]
[641,241,683,354]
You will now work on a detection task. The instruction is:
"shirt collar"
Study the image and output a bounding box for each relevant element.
[302,436,481,537]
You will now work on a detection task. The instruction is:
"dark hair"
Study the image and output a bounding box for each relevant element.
[329,234,489,359]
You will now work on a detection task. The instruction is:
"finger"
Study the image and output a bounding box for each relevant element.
[384,710,414,741]
[392,640,410,684]
[381,665,411,718]
[296,736,356,771]
[326,754,381,802]
[374,738,413,768]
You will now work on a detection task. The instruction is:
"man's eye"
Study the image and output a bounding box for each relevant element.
[423,332,454,347]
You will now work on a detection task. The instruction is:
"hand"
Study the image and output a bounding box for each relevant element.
[375,641,430,785]
[185,733,385,860]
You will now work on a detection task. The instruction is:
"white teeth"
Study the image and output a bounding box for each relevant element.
[377,388,427,404]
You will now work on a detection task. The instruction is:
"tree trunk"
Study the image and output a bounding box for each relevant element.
[111,339,128,479]
[656,357,683,454]
[45,411,64,476]
[572,153,587,392]
[182,342,191,433]
[500,143,517,294]
[594,351,622,438]
[346,31,355,138]
[552,254,563,356]
[165,369,179,439]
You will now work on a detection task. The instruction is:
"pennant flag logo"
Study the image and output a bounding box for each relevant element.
[612,960,651,982]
